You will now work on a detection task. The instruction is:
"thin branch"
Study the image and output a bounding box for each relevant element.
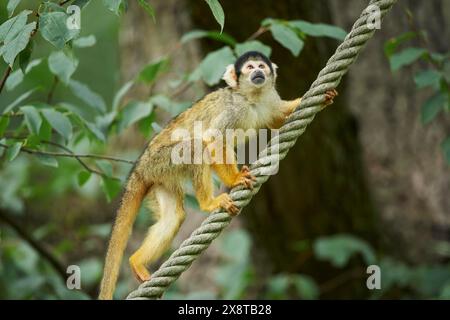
[247,26,269,41]
[169,82,194,99]
[59,0,73,5]
[42,140,105,176]
[403,7,441,69]
[0,142,136,164]
[0,208,97,299]
[0,209,67,281]
[319,267,365,295]
[0,66,12,94]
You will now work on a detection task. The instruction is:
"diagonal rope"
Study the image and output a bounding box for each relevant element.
[127,0,397,300]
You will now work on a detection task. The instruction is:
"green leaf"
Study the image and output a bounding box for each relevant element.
[6,141,22,161]
[292,275,319,299]
[314,234,376,268]
[36,154,58,167]
[20,105,42,135]
[421,92,446,125]
[151,122,163,133]
[3,88,35,114]
[137,58,168,84]
[112,81,133,111]
[261,18,277,27]
[39,2,65,13]
[24,58,42,73]
[384,32,416,57]
[103,0,124,15]
[73,0,92,9]
[137,0,155,22]
[389,47,427,71]
[101,176,122,202]
[18,38,33,72]
[0,10,31,42]
[0,116,10,136]
[68,109,102,143]
[73,35,96,48]
[39,12,79,49]
[68,79,106,112]
[5,69,24,91]
[38,118,52,141]
[290,20,347,40]
[7,0,22,17]
[270,24,304,56]
[149,94,172,112]
[198,46,235,85]
[439,282,450,299]
[77,171,91,186]
[181,30,236,46]
[24,134,40,148]
[235,41,272,58]
[48,50,79,84]
[267,274,290,298]
[41,109,73,141]
[96,160,113,176]
[414,69,442,89]
[205,0,225,33]
[78,258,103,287]
[84,120,106,142]
[0,22,36,67]
[442,137,450,165]
[118,100,153,132]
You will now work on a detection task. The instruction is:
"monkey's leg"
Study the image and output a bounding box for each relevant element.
[211,147,256,189]
[194,165,239,215]
[212,163,256,189]
[129,185,185,282]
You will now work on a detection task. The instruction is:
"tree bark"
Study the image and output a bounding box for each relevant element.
[330,0,450,262]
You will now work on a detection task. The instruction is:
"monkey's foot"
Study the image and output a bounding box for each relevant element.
[324,89,338,106]
[130,258,151,283]
[233,165,257,189]
[218,193,239,216]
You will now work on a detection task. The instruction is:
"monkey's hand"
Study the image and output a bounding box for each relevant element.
[232,165,257,189]
[324,89,338,106]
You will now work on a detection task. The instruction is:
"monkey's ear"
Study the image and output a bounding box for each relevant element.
[222,64,238,88]
[271,63,278,79]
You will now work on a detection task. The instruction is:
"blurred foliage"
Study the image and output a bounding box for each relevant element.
[0,0,448,300]
[384,18,450,164]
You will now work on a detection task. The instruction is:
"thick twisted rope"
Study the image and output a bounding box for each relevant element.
[127,0,397,300]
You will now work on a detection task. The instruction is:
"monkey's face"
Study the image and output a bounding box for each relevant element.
[222,52,278,89]
[240,60,272,88]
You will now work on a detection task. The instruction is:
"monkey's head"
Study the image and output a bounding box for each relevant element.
[222,51,278,90]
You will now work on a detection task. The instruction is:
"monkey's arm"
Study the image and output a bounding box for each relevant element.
[280,97,302,116]
[268,97,302,129]
[269,89,338,129]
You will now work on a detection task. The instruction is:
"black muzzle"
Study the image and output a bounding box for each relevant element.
[251,70,265,85]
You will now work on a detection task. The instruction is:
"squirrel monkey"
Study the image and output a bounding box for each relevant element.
[98,51,337,299]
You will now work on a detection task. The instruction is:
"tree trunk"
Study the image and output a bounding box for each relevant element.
[331,0,450,263]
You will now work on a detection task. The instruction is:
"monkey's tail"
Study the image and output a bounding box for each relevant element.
[98,176,150,300]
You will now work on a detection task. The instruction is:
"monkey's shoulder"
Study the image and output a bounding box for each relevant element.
[145,88,233,148]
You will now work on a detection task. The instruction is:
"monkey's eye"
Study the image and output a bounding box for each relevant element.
[259,64,265,69]
[247,64,254,70]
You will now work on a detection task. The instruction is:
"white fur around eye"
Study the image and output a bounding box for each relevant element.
[222,64,237,88]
